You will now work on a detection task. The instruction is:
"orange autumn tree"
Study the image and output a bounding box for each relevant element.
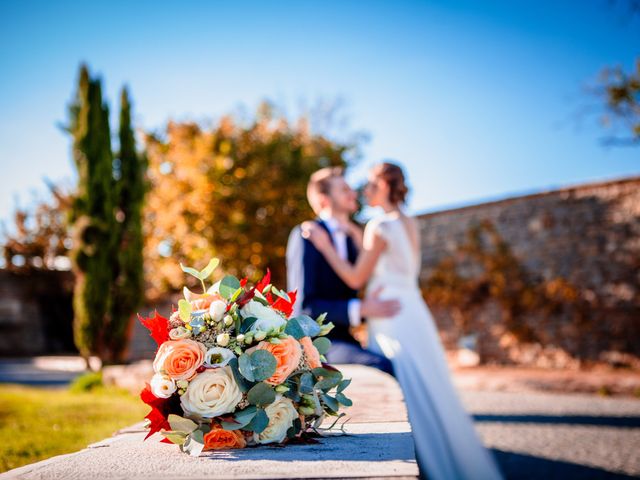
[143,102,363,299]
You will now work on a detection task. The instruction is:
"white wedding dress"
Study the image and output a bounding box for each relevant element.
[365,212,502,480]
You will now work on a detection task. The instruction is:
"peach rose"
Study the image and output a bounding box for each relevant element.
[299,337,322,369]
[184,287,224,311]
[192,294,224,311]
[203,424,246,450]
[153,339,206,381]
[255,336,302,385]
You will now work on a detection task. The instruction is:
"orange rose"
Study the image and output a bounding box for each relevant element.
[299,337,322,369]
[190,293,223,311]
[153,339,206,381]
[204,424,246,450]
[255,336,302,385]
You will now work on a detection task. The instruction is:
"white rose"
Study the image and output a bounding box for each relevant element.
[169,326,192,340]
[204,347,235,368]
[254,396,298,444]
[150,373,176,399]
[241,300,286,333]
[209,299,227,322]
[180,367,242,419]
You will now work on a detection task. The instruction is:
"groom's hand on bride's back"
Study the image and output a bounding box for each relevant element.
[360,286,401,318]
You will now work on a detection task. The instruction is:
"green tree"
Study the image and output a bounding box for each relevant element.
[68,64,116,367]
[143,102,363,298]
[107,87,147,362]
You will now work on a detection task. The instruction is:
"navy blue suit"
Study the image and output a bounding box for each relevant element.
[301,220,394,376]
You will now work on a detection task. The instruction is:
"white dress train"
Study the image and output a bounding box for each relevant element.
[364,212,502,480]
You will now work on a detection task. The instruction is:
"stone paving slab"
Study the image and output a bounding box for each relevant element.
[1,422,418,479]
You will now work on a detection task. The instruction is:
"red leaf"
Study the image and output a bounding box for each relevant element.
[144,406,170,440]
[235,286,256,308]
[140,384,172,440]
[141,383,167,409]
[272,290,297,317]
[321,363,340,372]
[255,269,271,293]
[138,310,170,346]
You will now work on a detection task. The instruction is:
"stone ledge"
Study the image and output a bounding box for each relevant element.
[1,365,418,480]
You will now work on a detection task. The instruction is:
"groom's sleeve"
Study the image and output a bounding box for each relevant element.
[302,238,351,329]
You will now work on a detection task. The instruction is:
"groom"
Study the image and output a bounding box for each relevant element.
[286,167,398,375]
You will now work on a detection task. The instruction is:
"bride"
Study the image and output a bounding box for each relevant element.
[302,162,502,480]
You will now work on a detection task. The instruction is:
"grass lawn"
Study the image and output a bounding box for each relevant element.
[0,384,149,473]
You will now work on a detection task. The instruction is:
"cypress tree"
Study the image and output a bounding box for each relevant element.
[69,64,116,367]
[108,87,146,362]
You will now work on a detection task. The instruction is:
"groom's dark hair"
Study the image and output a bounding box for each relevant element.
[306,166,344,214]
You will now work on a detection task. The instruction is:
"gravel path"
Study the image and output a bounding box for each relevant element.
[461,390,640,479]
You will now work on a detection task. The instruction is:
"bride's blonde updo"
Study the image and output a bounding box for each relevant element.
[374,162,409,205]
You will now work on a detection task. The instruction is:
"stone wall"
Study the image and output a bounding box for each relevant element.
[0,270,75,356]
[417,176,640,369]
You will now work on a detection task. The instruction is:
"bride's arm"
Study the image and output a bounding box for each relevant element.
[302,223,385,290]
[345,221,364,251]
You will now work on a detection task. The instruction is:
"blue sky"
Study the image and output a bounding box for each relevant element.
[0,0,638,225]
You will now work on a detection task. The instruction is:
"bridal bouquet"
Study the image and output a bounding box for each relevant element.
[138,259,352,456]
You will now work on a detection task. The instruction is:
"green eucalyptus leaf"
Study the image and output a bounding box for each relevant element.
[178,299,192,323]
[284,388,301,402]
[312,337,331,355]
[313,367,343,391]
[299,372,315,395]
[168,414,198,434]
[250,350,277,382]
[337,378,351,394]
[180,263,202,279]
[245,408,269,433]
[286,417,302,439]
[228,357,253,392]
[238,354,255,382]
[161,430,188,445]
[321,393,340,412]
[335,392,353,406]
[219,275,242,299]
[199,258,220,280]
[247,382,276,406]
[198,423,212,435]
[284,315,321,340]
[221,406,258,430]
[240,316,258,334]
